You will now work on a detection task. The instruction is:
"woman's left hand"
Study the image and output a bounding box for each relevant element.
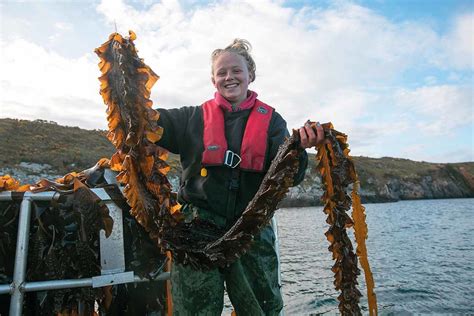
[299,121,325,149]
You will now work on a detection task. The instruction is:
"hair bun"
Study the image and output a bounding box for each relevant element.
[230,39,252,52]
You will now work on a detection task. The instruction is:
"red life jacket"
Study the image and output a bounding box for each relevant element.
[201,92,274,172]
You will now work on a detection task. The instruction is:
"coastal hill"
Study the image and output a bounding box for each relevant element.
[1,118,472,205]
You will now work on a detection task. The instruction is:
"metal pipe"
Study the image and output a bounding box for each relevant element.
[22,273,170,292]
[9,198,32,316]
[0,284,12,294]
[0,187,125,201]
[0,191,59,201]
[1,186,169,314]
[0,190,113,202]
[23,191,61,201]
[23,278,93,292]
[0,191,12,201]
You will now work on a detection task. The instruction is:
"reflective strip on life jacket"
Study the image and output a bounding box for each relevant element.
[201,99,274,172]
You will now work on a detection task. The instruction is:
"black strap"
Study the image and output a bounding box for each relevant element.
[225,168,241,227]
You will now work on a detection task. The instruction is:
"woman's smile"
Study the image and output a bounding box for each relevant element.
[212,51,251,106]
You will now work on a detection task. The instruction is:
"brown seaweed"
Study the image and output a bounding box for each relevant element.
[94,30,378,314]
[316,122,377,315]
[0,175,29,192]
[23,178,112,314]
[0,167,169,314]
[352,175,378,315]
[95,31,179,254]
[94,31,303,269]
[161,130,304,268]
[94,33,377,316]
[0,201,19,282]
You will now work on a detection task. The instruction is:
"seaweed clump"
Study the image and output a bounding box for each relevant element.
[94,31,304,269]
[94,32,377,316]
[0,166,168,315]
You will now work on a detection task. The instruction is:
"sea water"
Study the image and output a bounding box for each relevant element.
[277,198,474,315]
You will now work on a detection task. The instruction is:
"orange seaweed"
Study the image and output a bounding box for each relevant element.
[316,122,377,315]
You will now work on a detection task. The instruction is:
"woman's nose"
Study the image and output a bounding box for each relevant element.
[225,72,233,80]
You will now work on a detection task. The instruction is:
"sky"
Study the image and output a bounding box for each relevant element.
[0,0,473,163]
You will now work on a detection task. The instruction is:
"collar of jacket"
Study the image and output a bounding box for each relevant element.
[214,90,258,112]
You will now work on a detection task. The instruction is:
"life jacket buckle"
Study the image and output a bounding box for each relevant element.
[224,150,241,168]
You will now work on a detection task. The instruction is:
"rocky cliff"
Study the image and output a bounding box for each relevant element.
[282,156,474,206]
[1,118,473,205]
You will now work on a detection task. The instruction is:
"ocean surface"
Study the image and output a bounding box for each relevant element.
[275,198,474,315]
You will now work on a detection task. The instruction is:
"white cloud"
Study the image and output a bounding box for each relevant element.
[440,13,474,70]
[1,0,473,162]
[54,22,73,31]
[0,39,106,129]
[49,21,74,42]
[94,0,441,126]
[395,84,473,135]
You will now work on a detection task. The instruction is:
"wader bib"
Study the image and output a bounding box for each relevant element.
[171,92,283,315]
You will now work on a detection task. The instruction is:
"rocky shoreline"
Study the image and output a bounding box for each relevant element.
[1,118,472,206]
[281,158,474,206]
[2,160,473,206]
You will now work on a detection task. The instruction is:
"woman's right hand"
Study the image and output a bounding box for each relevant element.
[299,121,325,149]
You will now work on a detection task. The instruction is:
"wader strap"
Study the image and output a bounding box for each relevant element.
[225,168,241,227]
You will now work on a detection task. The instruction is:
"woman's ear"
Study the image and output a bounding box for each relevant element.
[211,76,216,87]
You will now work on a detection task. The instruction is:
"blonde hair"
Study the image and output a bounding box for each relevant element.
[211,39,256,82]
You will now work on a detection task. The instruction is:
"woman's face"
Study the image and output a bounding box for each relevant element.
[212,52,252,105]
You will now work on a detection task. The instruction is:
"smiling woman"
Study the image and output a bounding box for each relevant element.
[93,29,378,314]
[210,39,255,109]
[152,37,318,315]
[94,29,349,315]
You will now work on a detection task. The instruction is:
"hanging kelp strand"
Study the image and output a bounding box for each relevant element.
[352,181,378,315]
[316,122,378,315]
[95,31,179,252]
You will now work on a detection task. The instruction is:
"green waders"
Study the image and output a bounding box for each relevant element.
[171,205,283,316]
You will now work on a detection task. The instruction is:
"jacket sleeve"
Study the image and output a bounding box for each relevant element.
[267,111,308,186]
[155,107,193,154]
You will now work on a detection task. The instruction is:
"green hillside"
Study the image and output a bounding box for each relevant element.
[0,118,181,174]
[1,118,472,203]
[0,118,115,173]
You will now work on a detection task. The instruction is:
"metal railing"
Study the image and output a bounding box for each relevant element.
[0,187,170,316]
[1,167,284,315]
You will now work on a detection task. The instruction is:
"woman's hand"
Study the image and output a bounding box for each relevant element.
[299,121,325,149]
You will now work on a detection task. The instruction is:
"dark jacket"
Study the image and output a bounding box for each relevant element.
[156,104,308,224]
